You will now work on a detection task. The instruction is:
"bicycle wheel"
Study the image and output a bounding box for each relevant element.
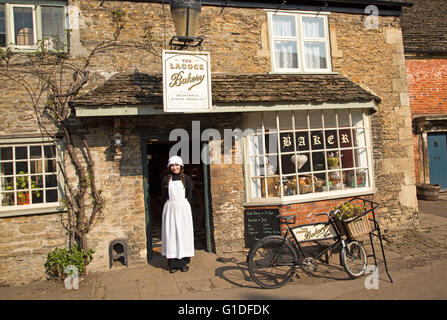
[340,241,367,278]
[247,236,297,289]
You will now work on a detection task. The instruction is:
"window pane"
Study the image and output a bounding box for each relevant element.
[31,175,43,188]
[45,159,57,173]
[325,130,338,149]
[274,41,298,69]
[16,161,28,174]
[338,110,351,127]
[0,147,12,161]
[295,132,309,151]
[309,110,322,128]
[293,111,308,129]
[1,177,13,192]
[354,148,368,167]
[14,7,34,46]
[17,191,30,205]
[0,5,6,47]
[44,145,56,158]
[1,162,13,176]
[30,146,42,158]
[41,6,65,50]
[304,42,327,69]
[15,146,28,160]
[272,15,296,37]
[279,132,294,153]
[352,109,364,127]
[16,175,29,190]
[46,189,58,203]
[310,130,324,150]
[311,151,326,171]
[45,174,57,188]
[1,192,14,206]
[281,154,296,175]
[32,190,43,204]
[302,17,324,38]
[262,112,277,130]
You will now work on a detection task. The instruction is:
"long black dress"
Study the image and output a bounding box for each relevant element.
[161,173,193,269]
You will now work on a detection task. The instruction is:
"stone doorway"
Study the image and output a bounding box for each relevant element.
[145,140,209,258]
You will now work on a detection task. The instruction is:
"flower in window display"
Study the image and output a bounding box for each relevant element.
[6,171,41,205]
[327,152,340,168]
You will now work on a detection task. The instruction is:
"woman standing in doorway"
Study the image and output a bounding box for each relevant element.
[161,155,194,273]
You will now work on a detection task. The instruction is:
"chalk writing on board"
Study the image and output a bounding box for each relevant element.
[244,209,281,248]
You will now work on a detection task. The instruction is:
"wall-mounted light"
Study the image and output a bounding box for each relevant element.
[112,133,122,162]
[169,0,203,49]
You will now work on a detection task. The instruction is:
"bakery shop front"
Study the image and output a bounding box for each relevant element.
[73,69,380,255]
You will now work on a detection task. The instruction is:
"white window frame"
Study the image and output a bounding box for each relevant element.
[8,3,37,49]
[243,109,375,205]
[0,138,63,217]
[267,10,332,74]
[1,2,67,51]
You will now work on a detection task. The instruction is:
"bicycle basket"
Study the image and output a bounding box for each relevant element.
[343,214,371,238]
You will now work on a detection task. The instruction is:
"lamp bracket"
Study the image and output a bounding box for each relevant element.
[169,36,204,50]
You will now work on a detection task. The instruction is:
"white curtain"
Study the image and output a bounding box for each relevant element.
[302,17,324,38]
[275,41,298,69]
[41,6,64,48]
[304,42,327,69]
[273,15,296,37]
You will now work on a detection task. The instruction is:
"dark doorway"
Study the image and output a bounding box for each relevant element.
[146,140,208,257]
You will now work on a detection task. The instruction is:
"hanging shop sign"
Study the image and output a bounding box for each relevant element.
[162,50,212,113]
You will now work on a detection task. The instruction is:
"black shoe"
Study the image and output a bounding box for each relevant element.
[181,266,189,272]
[169,268,178,273]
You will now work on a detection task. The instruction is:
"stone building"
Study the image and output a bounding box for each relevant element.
[402,0,447,190]
[0,0,418,286]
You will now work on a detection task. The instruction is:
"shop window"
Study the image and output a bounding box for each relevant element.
[268,11,332,73]
[1,2,67,51]
[0,5,6,47]
[0,142,60,211]
[245,109,373,202]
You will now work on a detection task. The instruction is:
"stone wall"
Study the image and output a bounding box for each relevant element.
[0,0,418,284]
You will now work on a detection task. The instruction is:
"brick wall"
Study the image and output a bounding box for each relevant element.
[406,58,447,183]
[406,59,447,117]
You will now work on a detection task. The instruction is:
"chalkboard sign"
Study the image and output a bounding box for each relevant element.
[244,209,281,248]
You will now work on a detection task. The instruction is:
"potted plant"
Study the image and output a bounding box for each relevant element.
[334,201,371,238]
[5,171,41,205]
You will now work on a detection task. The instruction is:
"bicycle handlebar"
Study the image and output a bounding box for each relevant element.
[306,209,340,220]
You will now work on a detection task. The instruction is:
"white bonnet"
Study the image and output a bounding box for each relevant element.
[167,155,184,167]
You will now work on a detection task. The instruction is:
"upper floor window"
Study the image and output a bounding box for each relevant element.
[268,11,332,73]
[0,2,67,51]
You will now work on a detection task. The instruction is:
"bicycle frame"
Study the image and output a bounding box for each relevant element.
[274,214,347,267]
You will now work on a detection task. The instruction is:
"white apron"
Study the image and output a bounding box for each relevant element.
[161,180,195,259]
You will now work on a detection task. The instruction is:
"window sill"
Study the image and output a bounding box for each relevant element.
[268,71,339,75]
[0,204,65,218]
[243,188,375,207]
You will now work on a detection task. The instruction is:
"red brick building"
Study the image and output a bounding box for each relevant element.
[403,0,447,189]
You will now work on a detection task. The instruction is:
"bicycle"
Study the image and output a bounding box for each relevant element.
[247,209,368,289]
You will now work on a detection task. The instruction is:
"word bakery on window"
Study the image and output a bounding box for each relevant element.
[244,109,374,204]
[0,1,67,51]
[267,11,332,73]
